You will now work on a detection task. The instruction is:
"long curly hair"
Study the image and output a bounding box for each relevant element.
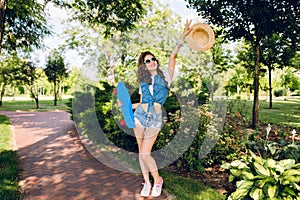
[137,51,169,87]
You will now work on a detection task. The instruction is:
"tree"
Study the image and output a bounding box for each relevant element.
[0,0,7,51]
[20,61,41,109]
[61,1,183,86]
[186,0,299,127]
[49,0,148,38]
[44,49,68,106]
[207,33,232,101]
[224,42,255,98]
[290,52,300,70]
[0,53,20,106]
[225,66,253,98]
[260,34,298,108]
[0,0,50,53]
[281,68,300,97]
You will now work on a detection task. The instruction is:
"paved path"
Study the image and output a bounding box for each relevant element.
[0,111,172,200]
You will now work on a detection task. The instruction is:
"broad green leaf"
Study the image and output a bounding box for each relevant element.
[231,160,244,167]
[269,167,277,176]
[265,177,276,184]
[242,171,255,180]
[238,162,248,169]
[283,186,296,196]
[254,162,270,176]
[257,179,267,188]
[275,164,285,173]
[283,169,300,176]
[249,150,257,159]
[267,185,277,199]
[278,159,296,170]
[254,175,267,180]
[221,162,231,169]
[294,183,300,191]
[230,160,248,169]
[255,176,276,187]
[250,188,263,200]
[292,163,300,169]
[266,158,277,168]
[282,197,294,200]
[229,174,235,182]
[236,180,254,189]
[252,155,265,165]
[282,175,300,185]
[230,188,248,200]
[230,168,242,176]
[267,144,277,155]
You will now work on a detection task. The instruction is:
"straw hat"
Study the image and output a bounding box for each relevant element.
[186,23,215,52]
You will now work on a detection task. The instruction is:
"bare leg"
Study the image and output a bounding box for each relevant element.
[133,122,150,183]
[140,127,161,184]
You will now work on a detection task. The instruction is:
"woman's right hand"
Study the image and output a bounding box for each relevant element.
[117,100,123,107]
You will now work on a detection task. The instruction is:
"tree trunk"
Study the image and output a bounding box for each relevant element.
[251,44,260,128]
[58,80,62,100]
[0,84,5,107]
[268,65,272,109]
[54,81,57,106]
[0,90,4,106]
[30,87,39,109]
[34,97,39,109]
[0,0,7,53]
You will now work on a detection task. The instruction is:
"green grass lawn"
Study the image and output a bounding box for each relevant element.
[161,171,225,200]
[229,96,300,128]
[0,115,13,150]
[0,115,22,199]
[0,98,71,111]
[259,97,300,127]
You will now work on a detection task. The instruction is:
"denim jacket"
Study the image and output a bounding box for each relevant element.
[140,74,169,112]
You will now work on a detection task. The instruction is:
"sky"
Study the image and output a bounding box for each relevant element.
[36,0,199,68]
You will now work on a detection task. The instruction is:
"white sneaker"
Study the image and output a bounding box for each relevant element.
[140,182,151,197]
[151,177,163,197]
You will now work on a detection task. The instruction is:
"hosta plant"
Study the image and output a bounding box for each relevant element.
[221,151,300,200]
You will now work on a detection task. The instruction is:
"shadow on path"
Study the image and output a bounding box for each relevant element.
[0,111,171,200]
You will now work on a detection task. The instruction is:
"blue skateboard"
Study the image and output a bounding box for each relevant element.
[117,82,136,128]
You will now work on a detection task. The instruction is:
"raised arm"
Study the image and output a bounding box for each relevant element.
[168,20,193,80]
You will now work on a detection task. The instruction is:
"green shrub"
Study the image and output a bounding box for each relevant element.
[69,81,211,170]
[68,80,248,172]
[204,122,247,166]
[274,89,287,97]
[291,90,300,96]
[245,128,300,163]
[172,105,211,172]
[222,151,300,200]
[226,99,250,118]
[246,138,300,163]
[69,82,138,152]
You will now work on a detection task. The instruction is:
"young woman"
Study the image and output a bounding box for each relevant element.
[131,20,193,197]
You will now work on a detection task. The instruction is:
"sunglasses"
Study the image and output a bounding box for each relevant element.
[144,57,157,64]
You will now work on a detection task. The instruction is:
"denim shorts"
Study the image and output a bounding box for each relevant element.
[134,104,162,130]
